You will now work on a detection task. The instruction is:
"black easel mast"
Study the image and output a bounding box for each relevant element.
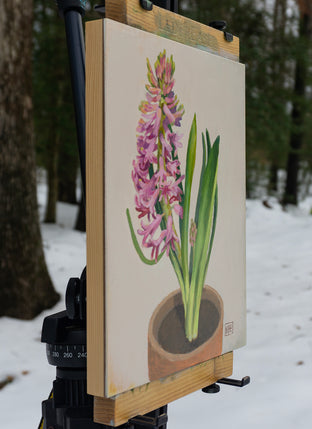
[56,0,86,202]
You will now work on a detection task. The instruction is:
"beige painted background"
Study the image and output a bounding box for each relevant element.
[103,18,245,397]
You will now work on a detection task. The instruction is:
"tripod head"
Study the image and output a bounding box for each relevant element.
[41,268,86,368]
[40,268,93,429]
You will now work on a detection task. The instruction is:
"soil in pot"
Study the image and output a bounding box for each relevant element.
[157,300,220,354]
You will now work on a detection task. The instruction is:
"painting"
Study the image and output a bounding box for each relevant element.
[87,18,245,398]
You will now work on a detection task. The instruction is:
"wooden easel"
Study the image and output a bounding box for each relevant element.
[86,0,240,426]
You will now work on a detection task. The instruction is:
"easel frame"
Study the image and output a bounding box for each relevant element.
[86,1,241,426]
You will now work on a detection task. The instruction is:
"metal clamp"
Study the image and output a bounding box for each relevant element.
[208,20,234,43]
[202,376,250,394]
[218,376,250,387]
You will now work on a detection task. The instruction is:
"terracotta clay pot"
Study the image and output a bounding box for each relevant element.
[148,286,223,381]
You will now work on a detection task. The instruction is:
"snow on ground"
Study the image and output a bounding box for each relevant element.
[171,197,312,429]
[1,185,312,428]
[0,181,86,429]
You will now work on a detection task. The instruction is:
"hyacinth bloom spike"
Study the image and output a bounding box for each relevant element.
[128,50,185,264]
[127,50,219,343]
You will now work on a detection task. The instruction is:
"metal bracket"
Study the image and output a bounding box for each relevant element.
[218,376,250,387]
[202,376,250,394]
[224,32,234,42]
[208,20,233,43]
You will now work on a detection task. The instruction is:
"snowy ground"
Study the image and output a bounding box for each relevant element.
[1,183,312,428]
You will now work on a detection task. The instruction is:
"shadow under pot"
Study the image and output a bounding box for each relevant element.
[148,285,224,381]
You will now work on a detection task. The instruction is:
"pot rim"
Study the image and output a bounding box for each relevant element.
[148,285,223,361]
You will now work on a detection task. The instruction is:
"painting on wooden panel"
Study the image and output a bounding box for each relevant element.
[91,18,245,397]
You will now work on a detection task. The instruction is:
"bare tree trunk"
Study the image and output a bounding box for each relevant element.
[58,173,77,204]
[0,0,59,319]
[44,130,59,222]
[267,0,287,194]
[283,3,311,205]
[75,198,86,232]
[268,161,279,192]
[58,141,78,205]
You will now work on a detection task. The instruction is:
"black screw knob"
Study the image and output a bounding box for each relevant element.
[66,277,80,319]
[209,20,227,31]
[202,383,220,394]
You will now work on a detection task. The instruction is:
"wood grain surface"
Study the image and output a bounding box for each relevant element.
[94,352,233,426]
[105,0,239,61]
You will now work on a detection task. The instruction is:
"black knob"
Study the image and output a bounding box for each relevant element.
[66,277,80,319]
[202,383,221,394]
[209,20,227,31]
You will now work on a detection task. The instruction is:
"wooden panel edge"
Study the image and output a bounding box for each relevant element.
[105,0,239,61]
[86,19,105,398]
[94,352,233,426]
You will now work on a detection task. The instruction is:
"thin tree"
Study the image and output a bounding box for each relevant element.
[267,0,290,193]
[33,1,74,222]
[0,0,59,319]
[283,0,312,205]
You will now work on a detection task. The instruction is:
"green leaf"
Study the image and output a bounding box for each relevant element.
[180,114,197,292]
[204,185,218,275]
[206,129,212,159]
[195,132,207,226]
[190,192,218,340]
[196,137,219,268]
[187,136,219,339]
[189,132,207,278]
[126,209,165,265]
[190,135,219,285]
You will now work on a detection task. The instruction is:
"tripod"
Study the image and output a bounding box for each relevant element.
[40,1,176,428]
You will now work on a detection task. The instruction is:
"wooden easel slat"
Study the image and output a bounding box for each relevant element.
[105,0,239,61]
[94,352,233,426]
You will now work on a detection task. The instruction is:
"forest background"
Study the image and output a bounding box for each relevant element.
[0,0,311,318]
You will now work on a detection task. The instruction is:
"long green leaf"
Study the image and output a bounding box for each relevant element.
[180,114,197,294]
[191,185,218,338]
[190,137,219,283]
[189,132,207,279]
[126,209,165,265]
[204,184,218,277]
[206,129,211,158]
[186,137,219,339]
[195,132,207,227]
[197,137,219,248]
